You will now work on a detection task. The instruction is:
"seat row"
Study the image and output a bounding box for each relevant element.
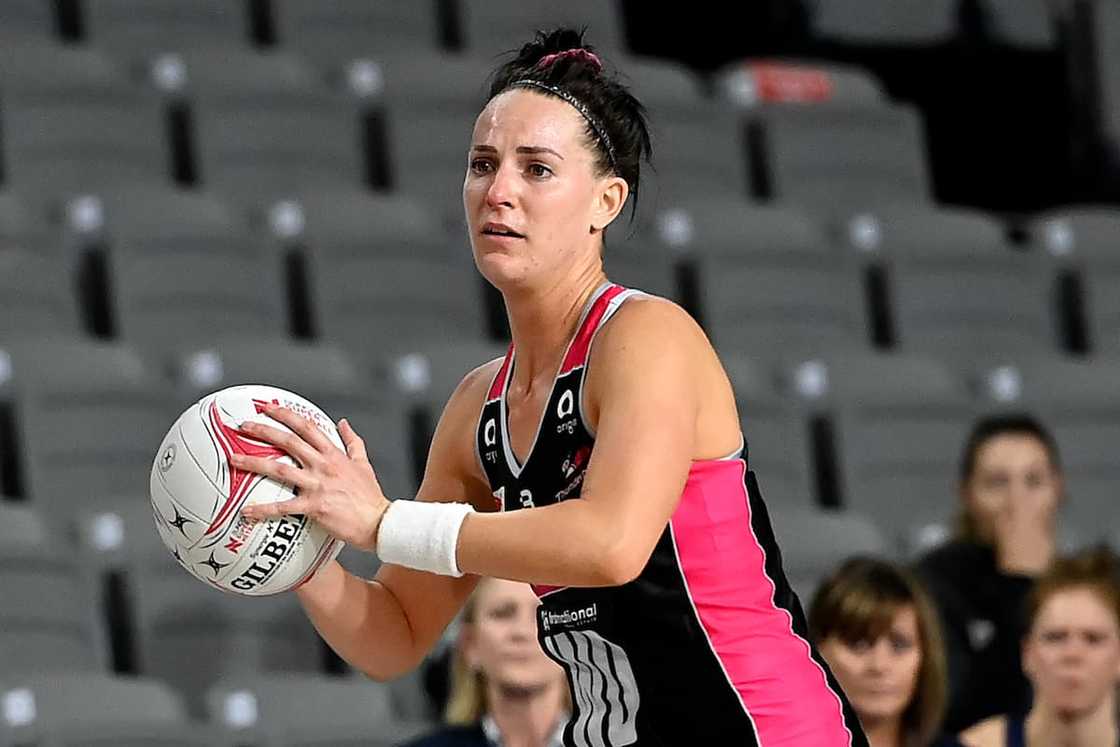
[2,337,1120,548]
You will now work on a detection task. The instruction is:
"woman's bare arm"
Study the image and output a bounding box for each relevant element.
[295,362,498,680]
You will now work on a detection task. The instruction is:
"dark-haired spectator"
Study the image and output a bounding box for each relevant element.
[951,548,1120,747]
[916,414,1064,731]
[811,557,949,747]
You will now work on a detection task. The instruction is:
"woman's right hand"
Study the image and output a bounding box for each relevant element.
[993,491,1056,576]
[234,405,392,553]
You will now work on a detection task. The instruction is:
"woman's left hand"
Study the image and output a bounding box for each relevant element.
[233,405,391,552]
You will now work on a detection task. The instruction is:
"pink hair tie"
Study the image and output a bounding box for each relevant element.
[537,48,602,72]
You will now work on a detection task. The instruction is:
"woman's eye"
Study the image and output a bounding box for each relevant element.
[527,163,552,178]
[470,159,493,174]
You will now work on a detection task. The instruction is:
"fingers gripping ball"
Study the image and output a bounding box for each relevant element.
[150,385,344,596]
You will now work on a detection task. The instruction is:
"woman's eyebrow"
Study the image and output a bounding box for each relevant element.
[469,144,563,159]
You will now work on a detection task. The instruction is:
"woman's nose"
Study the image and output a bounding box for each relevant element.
[485,163,517,208]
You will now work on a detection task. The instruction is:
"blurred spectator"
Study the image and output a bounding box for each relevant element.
[916,414,1064,731]
[951,547,1120,747]
[809,557,949,747]
[402,578,569,747]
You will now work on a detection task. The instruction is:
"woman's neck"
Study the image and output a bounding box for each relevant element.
[503,265,607,385]
[487,680,567,747]
[1026,696,1119,747]
[861,714,905,747]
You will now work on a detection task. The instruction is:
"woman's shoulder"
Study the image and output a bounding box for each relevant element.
[399,723,489,747]
[956,715,1008,747]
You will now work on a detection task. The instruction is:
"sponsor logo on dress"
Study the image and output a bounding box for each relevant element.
[540,602,599,632]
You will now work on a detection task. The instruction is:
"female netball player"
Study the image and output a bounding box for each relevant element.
[235,29,867,746]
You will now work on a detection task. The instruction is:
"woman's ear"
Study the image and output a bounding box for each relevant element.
[459,625,480,672]
[591,176,629,232]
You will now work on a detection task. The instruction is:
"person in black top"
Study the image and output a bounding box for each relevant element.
[949,547,1120,747]
[915,415,1064,732]
[404,577,569,747]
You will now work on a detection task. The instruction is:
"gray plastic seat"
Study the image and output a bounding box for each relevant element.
[175,339,417,501]
[715,59,888,112]
[767,506,891,602]
[385,105,477,226]
[0,540,105,673]
[0,2,55,38]
[132,567,324,716]
[206,673,427,747]
[0,41,167,195]
[837,205,1054,358]
[978,0,1057,49]
[0,248,79,340]
[647,111,750,202]
[78,187,289,353]
[457,0,625,54]
[283,190,488,358]
[1029,208,1120,355]
[621,56,709,116]
[3,340,178,518]
[720,352,815,507]
[754,104,930,211]
[785,351,975,547]
[808,0,958,46]
[157,47,364,201]
[0,672,225,746]
[272,0,440,65]
[84,0,249,55]
[680,200,863,355]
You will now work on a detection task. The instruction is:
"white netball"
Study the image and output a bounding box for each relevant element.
[149,384,344,596]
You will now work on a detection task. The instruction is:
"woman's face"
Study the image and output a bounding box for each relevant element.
[1024,587,1120,717]
[819,605,923,726]
[463,88,623,290]
[963,434,1061,542]
[461,579,564,692]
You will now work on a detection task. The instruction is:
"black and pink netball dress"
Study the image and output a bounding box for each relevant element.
[476,283,868,746]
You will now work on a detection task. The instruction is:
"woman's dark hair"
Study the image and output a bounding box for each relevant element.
[486,28,653,215]
[809,557,947,747]
[955,412,1063,542]
[958,413,1062,482]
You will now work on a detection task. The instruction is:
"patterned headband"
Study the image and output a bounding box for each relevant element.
[508,78,618,173]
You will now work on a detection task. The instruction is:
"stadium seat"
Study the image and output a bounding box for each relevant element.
[0,2,55,40]
[79,187,289,352]
[132,567,325,717]
[156,47,365,201]
[676,199,866,354]
[0,41,167,195]
[1029,207,1120,355]
[620,56,710,115]
[973,355,1120,542]
[456,0,625,54]
[720,352,816,507]
[283,190,489,357]
[83,0,249,55]
[767,505,891,602]
[384,104,478,226]
[0,672,227,746]
[833,205,1054,358]
[751,103,931,209]
[782,351,975,548]
[808,0,959,46]
[206,673,428,746]
[0,532,106,673]
[714,59,887,112]
[3,340,179,520]
[977,0,1058,49]
[0,248,80,341]
[173,340,417,501]
[271,0,441,65]
[601,227,680,302]
[646,111,752,202]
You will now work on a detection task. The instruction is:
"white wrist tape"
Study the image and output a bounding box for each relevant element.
[375,500,474,577]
